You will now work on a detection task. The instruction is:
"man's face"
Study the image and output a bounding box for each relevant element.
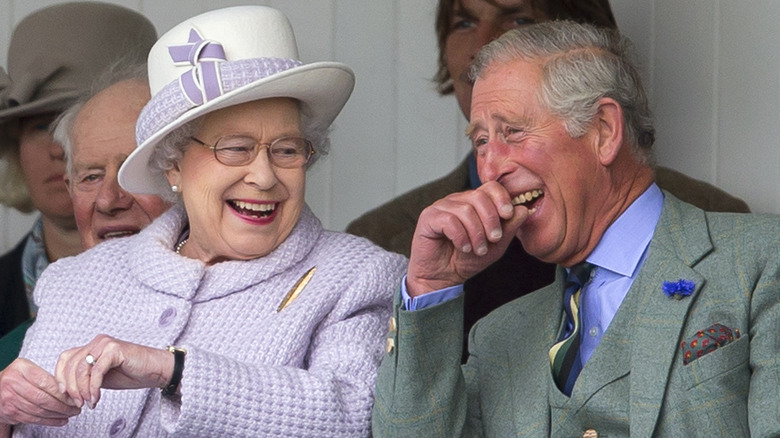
[445,0,547,118]
[67,80,168,249]
[468,59,606,266]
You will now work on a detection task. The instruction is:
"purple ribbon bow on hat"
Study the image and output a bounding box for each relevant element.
[168,28,226,106]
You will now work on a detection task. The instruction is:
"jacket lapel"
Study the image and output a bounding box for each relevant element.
[568,287,635,405]
[507,270,568,435]
[628,193,712,437]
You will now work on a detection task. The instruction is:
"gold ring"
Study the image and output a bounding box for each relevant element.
[85,354,96,366]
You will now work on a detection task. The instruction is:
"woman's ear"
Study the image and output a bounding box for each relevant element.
[593,97,625,166]
[165,162,182,192]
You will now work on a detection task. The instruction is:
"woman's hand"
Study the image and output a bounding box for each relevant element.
[54,335,174,409]
[0,358,80,426]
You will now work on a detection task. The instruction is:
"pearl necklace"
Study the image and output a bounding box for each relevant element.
[175,238,188,255]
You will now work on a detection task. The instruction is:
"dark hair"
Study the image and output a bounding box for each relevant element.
[434,0,618,95]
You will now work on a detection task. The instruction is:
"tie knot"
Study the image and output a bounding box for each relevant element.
[568,262,594,287]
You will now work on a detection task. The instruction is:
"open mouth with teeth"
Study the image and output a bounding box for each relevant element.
[229,200,277,218]
[100,230,139,240]
[511,189,544,211]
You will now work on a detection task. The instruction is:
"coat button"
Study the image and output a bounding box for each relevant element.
[583,429,598,438]
[158,307,177,327]
[388,316,397,332]
[385,338,395,353]
[109,417,126,436]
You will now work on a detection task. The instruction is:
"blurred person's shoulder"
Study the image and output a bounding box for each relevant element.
[655,166,749,213]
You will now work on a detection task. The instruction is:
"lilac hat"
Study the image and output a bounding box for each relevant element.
[119,6,355,195]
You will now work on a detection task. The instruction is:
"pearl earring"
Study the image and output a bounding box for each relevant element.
[171,185,179,192]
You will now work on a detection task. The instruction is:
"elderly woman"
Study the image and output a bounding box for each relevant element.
[0,2,157,338]
[2,6,405,437]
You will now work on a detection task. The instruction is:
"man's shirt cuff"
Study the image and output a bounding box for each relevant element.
[400,275,464,310]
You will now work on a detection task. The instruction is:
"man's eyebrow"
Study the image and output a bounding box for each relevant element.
[451,0,473,17]
[465,121,483,140]
[73,162,106,171]
[466,113,530,138]
[491,113,526,129]
[455,2,526,21]
[489,0,534,15]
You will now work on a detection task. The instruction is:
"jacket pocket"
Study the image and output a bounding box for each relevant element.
[680,334,748,390]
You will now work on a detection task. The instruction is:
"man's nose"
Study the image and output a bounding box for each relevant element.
[477,137,512,182]
[95,175,133,213]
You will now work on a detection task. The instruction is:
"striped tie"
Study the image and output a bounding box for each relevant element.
[549,262,593,396]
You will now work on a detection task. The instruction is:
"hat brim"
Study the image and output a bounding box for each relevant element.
[118,61,354,195]
[0,93,78,120]
[0,93,80,151]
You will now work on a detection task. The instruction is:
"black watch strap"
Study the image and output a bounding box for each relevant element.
[162,346,186,396]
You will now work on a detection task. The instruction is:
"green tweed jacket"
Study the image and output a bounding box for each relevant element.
[372,194,780,437]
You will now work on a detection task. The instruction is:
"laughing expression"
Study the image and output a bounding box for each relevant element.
[469,58,606,266]
[166,98,306,264]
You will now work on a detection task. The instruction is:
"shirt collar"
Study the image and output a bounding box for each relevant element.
[585,183,664,278]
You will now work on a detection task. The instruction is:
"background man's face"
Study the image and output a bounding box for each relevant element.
[68,80,168,249]
[445,0,547,118]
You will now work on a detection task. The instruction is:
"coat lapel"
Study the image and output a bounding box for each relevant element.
[628,194,712,437]
[568,288,635,405]
[507,270,568,435]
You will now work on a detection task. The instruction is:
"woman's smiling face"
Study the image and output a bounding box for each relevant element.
[166,98,307,264]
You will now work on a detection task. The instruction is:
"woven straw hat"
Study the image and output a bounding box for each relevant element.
[118,6,355,196]
[0,2,157,150]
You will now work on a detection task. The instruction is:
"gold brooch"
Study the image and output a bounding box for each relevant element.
[277,266,316,312]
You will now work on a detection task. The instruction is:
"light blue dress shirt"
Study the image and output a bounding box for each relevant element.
[402,184,665,364]
[576,183,663,364]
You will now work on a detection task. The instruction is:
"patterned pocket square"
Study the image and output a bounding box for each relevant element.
[680,323,741,365]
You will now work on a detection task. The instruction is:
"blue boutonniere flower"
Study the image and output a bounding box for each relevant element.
[663,279,695,300]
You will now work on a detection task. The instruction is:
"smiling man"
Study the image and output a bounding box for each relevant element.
[56,67,170,249]
[372,22,780,437]
[347,0,749,365]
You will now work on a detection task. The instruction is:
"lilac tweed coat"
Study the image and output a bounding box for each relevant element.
[15,204,406,437]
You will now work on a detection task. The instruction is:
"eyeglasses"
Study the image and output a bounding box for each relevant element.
[190,135,315,168]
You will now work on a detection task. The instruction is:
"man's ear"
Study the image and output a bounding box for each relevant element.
[592,97,625,166]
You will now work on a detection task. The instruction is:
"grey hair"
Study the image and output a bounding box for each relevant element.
[470,21,655,165]
[54,59,149,182]
[53,102,84,181]
[148,100,331,205]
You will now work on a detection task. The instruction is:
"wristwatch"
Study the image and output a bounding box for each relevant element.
[161,345,186,396]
